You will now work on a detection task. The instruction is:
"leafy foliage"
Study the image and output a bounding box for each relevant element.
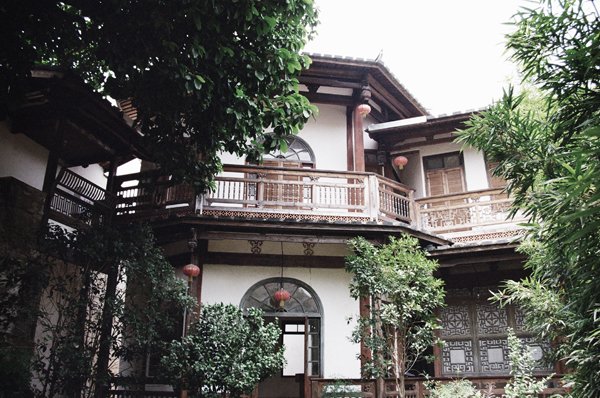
[1,0,319,192]
[345,235,445,398]
[503,328,553,398]
[458,0,600,395]
[424,379,486,398]
[30,223,191,397]
[161,303,283,397]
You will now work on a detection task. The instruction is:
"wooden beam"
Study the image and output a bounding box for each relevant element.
[301,92,354,106]
[204,252,346,268]
[368,76,414,118]
[197,231,351,244]
[300,76,363,89]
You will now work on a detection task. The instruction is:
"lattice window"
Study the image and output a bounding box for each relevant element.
[440,287,553,376]
[263,135,315,167]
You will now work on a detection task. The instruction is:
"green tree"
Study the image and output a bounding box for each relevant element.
[1,0,318,192]
[503,329,554,398]
[458,0,600,395]
[26,223,192,398]
[161,303,283,398]
[424,379,485,398]
[345,236,445,398]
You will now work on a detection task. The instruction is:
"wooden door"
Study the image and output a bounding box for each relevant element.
[424,153,469,229]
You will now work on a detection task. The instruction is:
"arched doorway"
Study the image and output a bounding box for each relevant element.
[240,278,323,398]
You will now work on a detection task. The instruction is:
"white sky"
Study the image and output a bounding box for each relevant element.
[304,0,528,115]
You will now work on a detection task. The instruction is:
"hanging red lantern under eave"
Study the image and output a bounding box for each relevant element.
[183,263,200,278]
[273,288,291,308]
[393,155,409,170]
[356,103,371,118]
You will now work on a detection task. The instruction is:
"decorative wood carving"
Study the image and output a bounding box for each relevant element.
[248,240,263,254]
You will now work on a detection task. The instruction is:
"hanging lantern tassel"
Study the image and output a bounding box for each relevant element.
[273,288,291,309]
[393,155,409,170]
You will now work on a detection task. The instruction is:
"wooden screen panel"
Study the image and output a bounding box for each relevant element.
[263,160,304,207]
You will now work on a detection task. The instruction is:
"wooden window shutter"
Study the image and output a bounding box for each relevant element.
[426,170,446,197]
[445,167,465,194]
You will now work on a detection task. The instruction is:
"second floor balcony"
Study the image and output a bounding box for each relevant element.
[108,164,526,242]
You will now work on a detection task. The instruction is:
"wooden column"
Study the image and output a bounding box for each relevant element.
[352,84,372,172]
[346,107,355,171]
[353,105,366,172]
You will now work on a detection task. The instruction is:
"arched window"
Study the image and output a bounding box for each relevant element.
[240,278,322,377]
[263,135,316,168]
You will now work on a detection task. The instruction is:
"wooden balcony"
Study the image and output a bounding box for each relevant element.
[415,188,527,243]
[49,169,116,227]
[52,166,526,243]
[114,165,414,224]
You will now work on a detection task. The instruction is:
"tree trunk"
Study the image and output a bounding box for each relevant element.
[93,261,119,398]
[373,297,385,398]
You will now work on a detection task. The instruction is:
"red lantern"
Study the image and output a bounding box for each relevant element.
[183,263,200,278]
[273,288,291,308]
[356,103,371,118]
[393,155,409,170]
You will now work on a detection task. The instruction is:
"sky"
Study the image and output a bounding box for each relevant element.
[303,0,528,115]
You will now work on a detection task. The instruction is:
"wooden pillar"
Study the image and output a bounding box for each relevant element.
[352,83,372,172]
[94,158,120,398]
[346,107,354,171]
[353,105,366,172]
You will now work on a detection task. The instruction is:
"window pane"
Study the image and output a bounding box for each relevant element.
[444,154,461,168]
[425,156,444,170]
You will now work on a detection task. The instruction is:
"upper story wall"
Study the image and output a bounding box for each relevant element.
[293,103,348,171]
[0,122,49,191]
[397,141,489,199]
[219,103,350,172]
[368,113,495,199]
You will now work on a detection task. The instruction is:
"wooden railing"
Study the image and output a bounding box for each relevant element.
[310,376,568,398]
[415,188,526,242]
[51,166,527,242]
[114,165,413,223]
[49,169,116,227]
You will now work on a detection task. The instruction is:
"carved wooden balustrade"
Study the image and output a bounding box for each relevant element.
[415,188,527,242]
[310,377,568,398]
[114,165,414,223]
[49,168,116,227]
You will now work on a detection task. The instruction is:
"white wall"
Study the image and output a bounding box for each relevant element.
[202,264,361,378]
[0,122,49,190]
[296,104,348,171]
[214,104,349,172]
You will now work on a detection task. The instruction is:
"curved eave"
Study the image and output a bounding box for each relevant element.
[367,110,478,146]
[301,54,427,120]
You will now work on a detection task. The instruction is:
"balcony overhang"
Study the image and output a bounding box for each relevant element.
[367,110,478,150]
[8,68,146,167]
[151,215,451,248]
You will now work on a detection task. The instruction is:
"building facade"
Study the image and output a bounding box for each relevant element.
[0,57,565,397]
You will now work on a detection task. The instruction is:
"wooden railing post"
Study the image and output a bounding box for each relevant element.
[257,175,265,208]
[409,189,417,227]
[367,175,379,220]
